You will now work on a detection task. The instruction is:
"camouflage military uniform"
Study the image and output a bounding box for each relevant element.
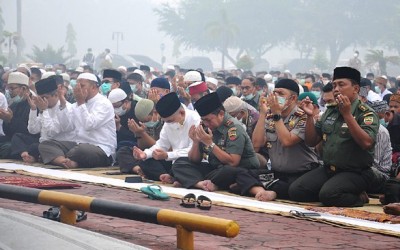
[289,99,386,206]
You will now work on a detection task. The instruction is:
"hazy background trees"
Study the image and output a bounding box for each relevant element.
[156,0,400,72]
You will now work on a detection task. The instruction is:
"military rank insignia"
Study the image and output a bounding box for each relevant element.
[358,104,367,112]
[266,142,272,149]
[364,116,373,125]
[228,127,237,141]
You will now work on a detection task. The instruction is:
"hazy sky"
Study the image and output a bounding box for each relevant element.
[1,0,361,71]
[1,0,193,66]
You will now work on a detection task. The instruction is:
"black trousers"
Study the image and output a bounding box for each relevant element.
[10,133,40,159]
[139,158,172,181]
[288,166,386,207]
[172,158,263,196]
[116,146,141,174]
[38,140,111,168]
[266,171,310,199]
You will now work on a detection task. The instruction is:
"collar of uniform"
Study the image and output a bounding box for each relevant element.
[349,98,360,115]
[216,113,230,134]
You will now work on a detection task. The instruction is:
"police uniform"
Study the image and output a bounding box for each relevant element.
[289,99,385,206]
[172,93,263,195]
[265,106,319,198]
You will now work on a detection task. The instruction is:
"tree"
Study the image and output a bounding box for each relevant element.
[27,44,72,65]
[65,23,77,57]
[155,0,291,68]
[205,8,239,69]
[364,49,400,76]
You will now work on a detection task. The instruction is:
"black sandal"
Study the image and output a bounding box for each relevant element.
[197,195,212,210]
[180,193,196,208]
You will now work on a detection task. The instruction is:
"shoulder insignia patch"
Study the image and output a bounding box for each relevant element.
[363,111,374,117]
[228,127,238,141]
[358,104,367,112]
[364,116,374,125]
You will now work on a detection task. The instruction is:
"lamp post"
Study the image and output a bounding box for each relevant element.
[112,32,123,55]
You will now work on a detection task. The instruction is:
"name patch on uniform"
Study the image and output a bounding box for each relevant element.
[228,127,238,141]
[364,116,374,125]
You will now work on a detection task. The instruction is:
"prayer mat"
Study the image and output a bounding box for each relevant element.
[0,176,81,189]
[306,206,400,224]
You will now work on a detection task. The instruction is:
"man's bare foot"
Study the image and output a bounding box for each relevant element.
[132,165,145,177]
[203,180,218,192]
[249,186,276,201]
[383,203,400,215]
[63,158,78,169]
[21,152,36,164]
[255,190,277,201]
[159,174,174,184]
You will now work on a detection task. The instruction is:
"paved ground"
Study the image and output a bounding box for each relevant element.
[0,172,399,249]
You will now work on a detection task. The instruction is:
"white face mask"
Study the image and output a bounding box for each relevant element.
[114,106,127,116]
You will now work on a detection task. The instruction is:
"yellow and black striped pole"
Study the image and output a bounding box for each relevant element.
[0,183,239,250]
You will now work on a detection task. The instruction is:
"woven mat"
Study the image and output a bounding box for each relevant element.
[0,175,81,189]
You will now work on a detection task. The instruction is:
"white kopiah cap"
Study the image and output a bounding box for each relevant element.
[8,72,29,86]
[108,88,127,103]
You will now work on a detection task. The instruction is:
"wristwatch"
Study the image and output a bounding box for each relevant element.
[207,142,216,153]
[272,114,281,121]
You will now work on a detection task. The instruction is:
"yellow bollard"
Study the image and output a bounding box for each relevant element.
[59,205,77,225]
[176,225,194,250]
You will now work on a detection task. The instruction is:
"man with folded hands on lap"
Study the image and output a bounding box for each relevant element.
[171,92,275,201]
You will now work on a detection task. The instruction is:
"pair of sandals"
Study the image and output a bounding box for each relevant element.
[180,193,212,210]
[42,206,87,222]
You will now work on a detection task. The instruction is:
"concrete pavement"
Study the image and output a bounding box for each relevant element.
[0,172,399,249]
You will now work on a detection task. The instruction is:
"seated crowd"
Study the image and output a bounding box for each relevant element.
[1,63,400,212]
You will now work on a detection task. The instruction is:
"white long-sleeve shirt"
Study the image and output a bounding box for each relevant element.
[0,93,8,136]
[28,101,75,142]
[70,93,117,157]
[144,108,200,162]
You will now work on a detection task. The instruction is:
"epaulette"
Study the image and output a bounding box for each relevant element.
[224,119,234,127]
[358,104,368,112]
[363,111,374,117]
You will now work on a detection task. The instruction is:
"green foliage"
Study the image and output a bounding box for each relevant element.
[364,49,400,76]
[26,44,72,65]
[236,55,254,70]
[65,23,77,57]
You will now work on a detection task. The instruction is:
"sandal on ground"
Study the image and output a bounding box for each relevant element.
[180,193,196,208]
[43,206,87,222]
[140,184,170,200]
[197,195,212,210]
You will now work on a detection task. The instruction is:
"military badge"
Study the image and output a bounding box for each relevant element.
[358,104,367,112]
[228,127,238,141]
[225,120,233,126]
[289,119,295,129]
[364,116,373,125]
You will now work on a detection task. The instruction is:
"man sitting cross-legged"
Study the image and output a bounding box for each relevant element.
[132,92,201,182]
[38,73,116,168]
[168,93,275,201]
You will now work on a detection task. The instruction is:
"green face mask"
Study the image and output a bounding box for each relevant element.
[100,83,112,95]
